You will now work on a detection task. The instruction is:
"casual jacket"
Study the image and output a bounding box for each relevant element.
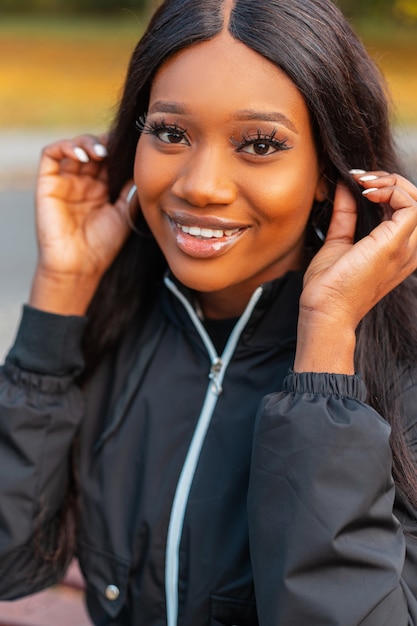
[0,270,417,626]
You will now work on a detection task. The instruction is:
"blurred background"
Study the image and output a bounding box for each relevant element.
[1,0,417,130]
[0,1,416,624]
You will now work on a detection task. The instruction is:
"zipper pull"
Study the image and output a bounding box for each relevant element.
[209,357,223,396]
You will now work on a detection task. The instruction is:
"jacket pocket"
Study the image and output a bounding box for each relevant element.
[77,541,131,620]
[210,594,259,626]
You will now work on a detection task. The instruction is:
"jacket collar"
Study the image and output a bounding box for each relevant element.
[161,270,303,351]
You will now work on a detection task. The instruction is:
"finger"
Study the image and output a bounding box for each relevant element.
[39,140,89,180]
[360,184,417,214]
[351,170,417,203]
[39,136,108,178]
[325,183,357,243]
[71,133,109,160]
[350,169,389,178]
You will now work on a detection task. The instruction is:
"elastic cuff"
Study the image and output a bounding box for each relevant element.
[282,370,367,402]
[6,305,88,377]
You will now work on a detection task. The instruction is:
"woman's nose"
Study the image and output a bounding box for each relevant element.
[171,146,237,207]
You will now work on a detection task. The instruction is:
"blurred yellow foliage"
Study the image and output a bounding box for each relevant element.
[394,0,417,21]
[0,17,141,130]
[0,15,416,129]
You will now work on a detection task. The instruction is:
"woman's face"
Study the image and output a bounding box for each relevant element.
[134,32,324,317]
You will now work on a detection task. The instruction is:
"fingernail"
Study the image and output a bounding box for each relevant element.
[74,147,89,163]
[93,144,108,157]
[349,169,367,175]
[362,187,379,196]
[359,175,378,182]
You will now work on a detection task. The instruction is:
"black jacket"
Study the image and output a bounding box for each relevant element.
[0,271,417,625]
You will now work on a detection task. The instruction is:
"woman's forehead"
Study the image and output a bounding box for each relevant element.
[149,33,310,130]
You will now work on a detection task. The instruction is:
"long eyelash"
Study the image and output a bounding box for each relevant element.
[135,115,187,138]
[232,128,290,151]
[135,114,148,132]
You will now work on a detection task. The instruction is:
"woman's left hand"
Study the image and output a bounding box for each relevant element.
[294,171,417,373]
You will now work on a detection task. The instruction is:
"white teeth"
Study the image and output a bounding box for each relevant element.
[200,228,224,238]
[177,223,240,238]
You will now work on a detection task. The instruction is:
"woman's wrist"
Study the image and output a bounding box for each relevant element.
[294,310,356,374]
[29,266,100,316]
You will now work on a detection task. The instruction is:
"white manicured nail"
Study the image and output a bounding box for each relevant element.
[362,187,379,196]
[93,144,108,157]
[359,175,378,182]
[74,147,89,163]
[349,169,367,175]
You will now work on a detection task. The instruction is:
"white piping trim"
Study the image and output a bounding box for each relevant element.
[163,277,218,365]
[163,276,263,626]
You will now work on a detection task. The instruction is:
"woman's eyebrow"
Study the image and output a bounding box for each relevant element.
[233,110,298,134]
[148,101,189,115]
[147,101,298,134]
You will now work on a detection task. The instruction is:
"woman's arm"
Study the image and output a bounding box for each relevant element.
[0,133,133,596]
[248,371,417,625]
[0,306,87,598]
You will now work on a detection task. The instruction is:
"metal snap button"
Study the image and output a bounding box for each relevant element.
[105,584,120,601]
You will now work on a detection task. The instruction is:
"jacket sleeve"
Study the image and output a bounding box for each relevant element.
[0,305,87,599]
[248,371,417,626]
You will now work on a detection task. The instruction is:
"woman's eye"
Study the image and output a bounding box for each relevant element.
[141,119,189,145]
[235,130,291,157]
[241,141,278,156]
[157,128,188,145]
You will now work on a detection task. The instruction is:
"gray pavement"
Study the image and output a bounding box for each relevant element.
[0,189,36,359]
[0,126,416,360]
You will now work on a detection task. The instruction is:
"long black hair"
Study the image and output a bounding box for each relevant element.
[82,0,417,508]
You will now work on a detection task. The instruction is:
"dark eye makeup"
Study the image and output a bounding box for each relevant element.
[233,128,291,156]
[138,117,189,145]
[137,116,292,156]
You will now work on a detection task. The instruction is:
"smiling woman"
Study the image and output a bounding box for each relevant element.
[1,1,417,626]
[133,33,325,314]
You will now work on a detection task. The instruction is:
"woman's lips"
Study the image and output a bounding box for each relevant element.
[168,217,247,258]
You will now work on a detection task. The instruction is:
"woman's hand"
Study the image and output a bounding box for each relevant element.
[30,134,135,315]
[294,171,417,373]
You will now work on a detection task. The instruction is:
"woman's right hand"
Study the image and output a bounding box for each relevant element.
[30,134,135,315]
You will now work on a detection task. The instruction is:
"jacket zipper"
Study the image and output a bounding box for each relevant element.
[163,276,263,626]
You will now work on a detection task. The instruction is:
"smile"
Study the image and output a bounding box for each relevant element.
[176,223,241,239]
[169,218,247,259]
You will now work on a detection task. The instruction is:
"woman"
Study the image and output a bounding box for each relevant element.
[1,0,417,624]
